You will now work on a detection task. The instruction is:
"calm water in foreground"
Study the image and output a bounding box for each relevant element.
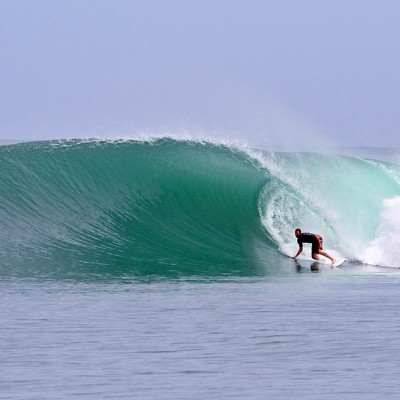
[1,265,400,400]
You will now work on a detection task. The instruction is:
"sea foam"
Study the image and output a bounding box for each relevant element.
[362,196,400,268]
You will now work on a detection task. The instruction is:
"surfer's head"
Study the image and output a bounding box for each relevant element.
[295,228,301,237]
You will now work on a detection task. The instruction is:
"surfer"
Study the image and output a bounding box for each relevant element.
[292,228,335,265]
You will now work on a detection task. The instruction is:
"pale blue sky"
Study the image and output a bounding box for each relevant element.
[1,0,400,148]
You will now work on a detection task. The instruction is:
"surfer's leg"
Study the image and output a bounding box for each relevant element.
[319,250,335,264]
[311,242,320,260]
[315,237,335,265]
[312,252,320,260]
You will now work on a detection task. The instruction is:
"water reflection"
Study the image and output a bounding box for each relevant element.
[295,260,321,273]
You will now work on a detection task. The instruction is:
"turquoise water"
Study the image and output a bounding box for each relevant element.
[1,138,399,275]
[1,138,400,399]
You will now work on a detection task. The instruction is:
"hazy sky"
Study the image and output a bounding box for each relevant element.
[1,0,400,148]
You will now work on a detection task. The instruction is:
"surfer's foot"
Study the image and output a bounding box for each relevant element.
[331,259,336,265]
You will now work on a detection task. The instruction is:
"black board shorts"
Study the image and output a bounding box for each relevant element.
[311,237,323,254]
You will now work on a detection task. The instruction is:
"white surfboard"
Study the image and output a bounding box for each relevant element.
[301,257,346,267]
[279,250,346,267]
[332,258,346,267]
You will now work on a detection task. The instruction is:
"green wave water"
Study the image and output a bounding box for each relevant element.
[0,138,399,278]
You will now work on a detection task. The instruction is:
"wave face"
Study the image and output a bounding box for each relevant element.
[0,138,399,278]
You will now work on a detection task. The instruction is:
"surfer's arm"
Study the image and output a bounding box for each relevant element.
[292,247,303,259]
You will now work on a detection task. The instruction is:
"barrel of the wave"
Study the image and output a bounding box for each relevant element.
[257,151,400,268]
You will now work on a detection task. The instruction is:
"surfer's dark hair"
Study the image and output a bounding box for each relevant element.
[295,228,301,234]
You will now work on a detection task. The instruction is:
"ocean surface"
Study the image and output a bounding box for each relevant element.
[1,138,400,399]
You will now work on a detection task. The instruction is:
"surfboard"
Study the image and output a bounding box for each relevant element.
[302,257,346,268]
[278,250,346,267]
[332,258,346,267]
